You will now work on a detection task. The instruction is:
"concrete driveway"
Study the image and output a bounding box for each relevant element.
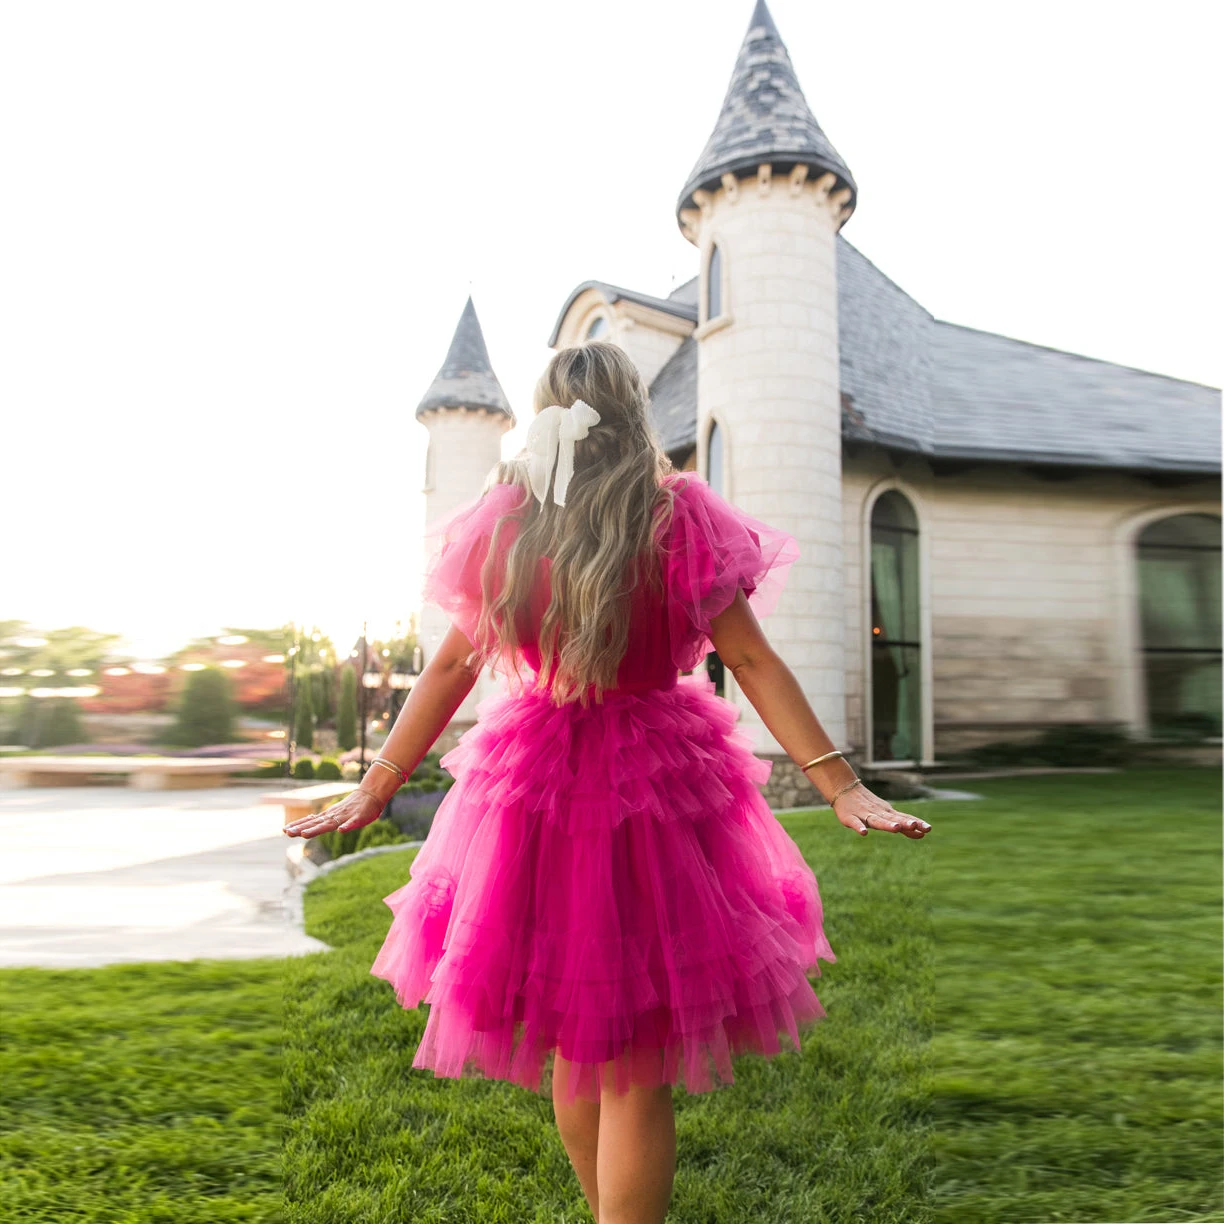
[0,782,328,968]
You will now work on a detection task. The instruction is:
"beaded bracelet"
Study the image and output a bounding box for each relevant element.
[828,777,864,806]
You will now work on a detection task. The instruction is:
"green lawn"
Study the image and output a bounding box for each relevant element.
[0,959,282,1222]
[283,810,932,1223]
[1,767,1219,1223]
[927,767,1223,1224]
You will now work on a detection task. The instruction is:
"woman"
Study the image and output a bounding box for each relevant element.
[286,341,930,1224]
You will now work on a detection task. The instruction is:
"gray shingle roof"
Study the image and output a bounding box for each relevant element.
[836,239,934,454]
[547,280,698,348]
[668,276,700,307]
[623,238,1222,473]
[926,323,1220,472]
[676,0,856,221]
[647,336,698,455]
[836,238,1220,472]
[416,297,514,422]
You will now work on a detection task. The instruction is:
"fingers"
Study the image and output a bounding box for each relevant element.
[838,800,932,839]
[284,791,385,839]
[883,808,930,837]
[284,814,342,839]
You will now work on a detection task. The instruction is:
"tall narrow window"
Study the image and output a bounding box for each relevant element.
[585,316,608,341]
[1137,513,1221,738]
[706,420,724,497]
[870,491,922,762]
[706,244,722,321]
[706,418,726,694]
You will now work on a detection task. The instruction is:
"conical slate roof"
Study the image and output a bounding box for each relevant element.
[676,0,856,220]
[415,297,514,422]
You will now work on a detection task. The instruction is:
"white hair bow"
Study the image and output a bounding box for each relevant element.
[525,398,601,507]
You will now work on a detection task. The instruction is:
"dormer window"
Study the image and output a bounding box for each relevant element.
[706,244,723,321]
[586,315,609,341]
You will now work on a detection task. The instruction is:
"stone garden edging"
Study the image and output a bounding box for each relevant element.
[282,839,423,938]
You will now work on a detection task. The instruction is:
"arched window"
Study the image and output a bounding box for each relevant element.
[706,244,722,321]
[585,315,608,341]
[706,419,724,497]
[705,418,726,695]
[870,490,922,762]
[1136,512,1221,738]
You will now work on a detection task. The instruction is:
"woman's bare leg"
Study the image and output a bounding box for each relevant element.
[552,1051,601,1221]
[595,1060,676,1224]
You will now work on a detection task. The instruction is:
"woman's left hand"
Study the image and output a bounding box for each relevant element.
[832,783,930,839]
[283,789,387,840]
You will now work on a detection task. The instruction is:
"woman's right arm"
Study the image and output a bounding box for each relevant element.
[283,623,481,839]
[708,590,929,839]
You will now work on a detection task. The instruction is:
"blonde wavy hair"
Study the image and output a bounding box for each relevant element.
[469,341,678,706]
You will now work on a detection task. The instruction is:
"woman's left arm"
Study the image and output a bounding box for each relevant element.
[284,623,481,838]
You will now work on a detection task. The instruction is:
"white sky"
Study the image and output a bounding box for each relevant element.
[2,0,1218,661]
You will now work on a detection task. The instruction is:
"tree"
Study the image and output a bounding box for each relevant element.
[336,666,357,751]
[294,682,315,752]
[7,694,88,749]
[173,669,236,748]
[42,697,86,748]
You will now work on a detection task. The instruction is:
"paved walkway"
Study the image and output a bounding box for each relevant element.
[0,783,328,969]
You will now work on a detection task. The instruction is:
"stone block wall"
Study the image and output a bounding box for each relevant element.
[841,450,1220,757]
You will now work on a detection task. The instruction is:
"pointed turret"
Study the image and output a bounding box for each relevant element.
[414,296,514,725]
[676,0,856,228]
[416,297,514,424]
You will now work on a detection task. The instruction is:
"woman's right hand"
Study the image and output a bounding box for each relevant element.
[283,788,389,840]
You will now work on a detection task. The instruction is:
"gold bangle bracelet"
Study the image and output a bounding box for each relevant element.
[369,757,408,784]
[800,750,844,772]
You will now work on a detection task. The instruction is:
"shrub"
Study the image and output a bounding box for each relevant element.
[386,783,450,839]
[355,819,408,852]
[293,757,315,780]
[293,683,315,753]
[959,722,1132,769]
[172,669,235,748]
[1032,722,1131,766]
[311,667,332,725]
[316,758,342,781]
[33,696,88,749]
[1152,711,1221,742]
[316,825,359,860]
[336,668,357,751]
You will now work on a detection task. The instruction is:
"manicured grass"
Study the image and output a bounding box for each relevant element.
[284,815,934,1223]
[3,767,1218,1223]
[926,767,1223,1224]
[0,959,282,1222]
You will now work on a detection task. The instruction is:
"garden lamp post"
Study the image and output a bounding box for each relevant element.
[388,662,411,723]
[359,635,383,780]
[285,625,299,779]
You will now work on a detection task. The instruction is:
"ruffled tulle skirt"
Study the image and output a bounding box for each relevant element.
[369,672,835,1105]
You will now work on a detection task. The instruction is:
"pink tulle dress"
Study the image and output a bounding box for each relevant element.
[369,471,836,1104]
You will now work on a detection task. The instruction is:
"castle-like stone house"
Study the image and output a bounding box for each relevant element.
[415,0,1221,790]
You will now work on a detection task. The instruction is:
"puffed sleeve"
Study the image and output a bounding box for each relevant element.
[421,481,530,651]
[657,473,799,673]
